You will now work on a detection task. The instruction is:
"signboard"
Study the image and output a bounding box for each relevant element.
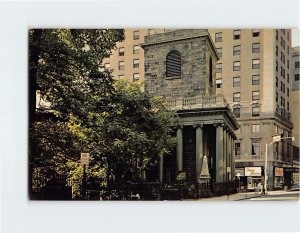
[272,134,281,142]
[275,167,284,177]
[245,167,261,177]
[80,153,90,165]
[176,171,186,181]
[235,168,245,176]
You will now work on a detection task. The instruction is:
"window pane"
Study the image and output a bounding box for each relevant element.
[252,75,260,85]
[133,73,139,81]
[216,63,222,73]
[166,50,181,77]
[233,76,241,87]
[252,59,260,69]
[233,30,241,40]
[215,32,222,42]
[252,43,260,53]
[233,45,241,55]
[133,30,139,40]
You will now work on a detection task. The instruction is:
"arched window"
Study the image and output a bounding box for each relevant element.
[166,50,181,77]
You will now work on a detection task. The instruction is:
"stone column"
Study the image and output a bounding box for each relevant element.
[195,124,204,181]
[223,128,227,182]
[159,156,164,183]
[231,135,235,181]
[176,126,183,172]
[226,130,231,182]
[215,123,224,183]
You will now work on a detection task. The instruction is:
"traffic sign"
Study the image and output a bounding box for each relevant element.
[272,135,281,142]
[80,153,90,165]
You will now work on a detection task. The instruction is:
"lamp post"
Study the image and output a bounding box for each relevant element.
[264,136,294,194]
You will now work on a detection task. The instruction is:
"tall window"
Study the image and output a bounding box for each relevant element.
[133,59,139,68]
[295,74,300,81]
[233,45,241,55]
[252,124,260,133]
[252,59,260,69]
[252,43,260,53]
[251,141,260,156]
[119,47,125,56]
[252,29,260,37]
[166,50,181,77]
[133,73,139,81]
[233,61,240,71]
[233,30,241,40]
[235,142,241,155]
[276,61,278,72]
[216,63,222,73]
[276,30,278,40]
[276,92,278,102]
[217,48,222,58]
[215,32,222,42]
[233,92,241,102]
[233,107,240,118]
[233,76,241,87]
[252,106,260,116]
[252,75,260,85]
[133,45,140,54]
[295,61,300,69]
[133,30,139,40]
[216,79,222,88]
[276,77,278,87]
[252,91,260,100]
[276,46,278,56]
[118,61,124,70]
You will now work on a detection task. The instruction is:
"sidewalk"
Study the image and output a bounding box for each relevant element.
[197,190,281,201]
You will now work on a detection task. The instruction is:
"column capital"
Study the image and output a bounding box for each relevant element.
[213,122,224,128]
[193,123,204,128]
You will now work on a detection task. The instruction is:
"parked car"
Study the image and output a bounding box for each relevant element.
[290,182,300,191]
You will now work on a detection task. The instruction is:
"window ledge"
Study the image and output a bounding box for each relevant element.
[165,76,181,80]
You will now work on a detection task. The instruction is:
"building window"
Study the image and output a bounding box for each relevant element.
[233,30,241,40]
[252,29,260,37]
[215,32,222,42]
[281,67,285,79]
[295,74,300,81]
[233,61,240,71]
[287,101,289,111]
[287,59,289,69]
[133,73,139,81]
[252,43,260,53]
[233,45,241,55]
[276,30,278,40]
[287,74,290,83]
[118,61,124,70]
[148,29,155,35]
[166,50,181,77]
[251,141,261,156]
[252,75,260,85]
[252,124,260,133]
[287,87,290,97]
[133,59,139,68]
[252,106,260,116]
[216,63,222,73]
[217,48,222,57]
[216,79,222,88]
[133,30,139,40]
[235,142,241,155]
[252,59,260,69]
[119,47,125,56]
[233,76,241,87]
[281,37,285,49]
[133,45,140,54]
[252,91,260,100]
[276,61,278,72]
[295,61,300,69]
[276,92,278,102]
[233,92,241,102]
[104,63,110,69]
[281,52,285,64]
[276,46,278,56]
[118,75,124,79]
[276,77,278,87]
[233,107,240,118]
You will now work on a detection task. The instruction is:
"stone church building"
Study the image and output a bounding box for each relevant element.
[142,29,239,195]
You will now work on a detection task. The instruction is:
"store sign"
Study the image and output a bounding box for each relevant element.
[235,168,245,176]
[245,167,261,177]
[275,167,283,177]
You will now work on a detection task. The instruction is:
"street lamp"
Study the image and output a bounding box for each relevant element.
[264,136,294,194]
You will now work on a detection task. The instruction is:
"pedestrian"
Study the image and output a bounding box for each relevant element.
[256,182,262,194]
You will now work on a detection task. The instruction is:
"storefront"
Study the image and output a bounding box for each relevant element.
[274,167,284,189]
